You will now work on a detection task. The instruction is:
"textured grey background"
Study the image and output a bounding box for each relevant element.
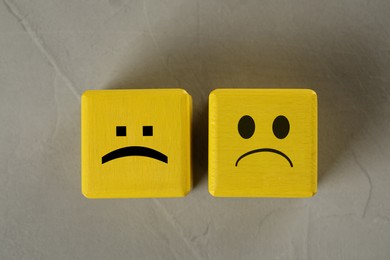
[1,0,390,259]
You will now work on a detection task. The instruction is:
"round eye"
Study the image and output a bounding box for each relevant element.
[272,115,289,139]
[238,115,255,139]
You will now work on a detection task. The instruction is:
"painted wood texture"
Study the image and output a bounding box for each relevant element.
[82,89,192,198]
[209,89,317,197]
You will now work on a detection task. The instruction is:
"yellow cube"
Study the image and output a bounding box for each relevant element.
[81,89,192,198]
[209,89,317,197]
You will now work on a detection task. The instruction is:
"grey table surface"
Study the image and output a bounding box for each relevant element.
[1,0,390,259]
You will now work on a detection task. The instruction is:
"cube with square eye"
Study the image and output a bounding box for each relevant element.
[209,89,317,197]
[82,89,192,198]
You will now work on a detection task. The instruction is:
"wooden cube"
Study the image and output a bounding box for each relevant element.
[82,89,192,198]
[209,89,317,197]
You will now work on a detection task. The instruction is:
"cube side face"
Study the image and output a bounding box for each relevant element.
[209,89,317,198]
[81,89,192,198]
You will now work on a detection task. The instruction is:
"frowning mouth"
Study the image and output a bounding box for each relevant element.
[235,148,293,167]
[102,146,168,164]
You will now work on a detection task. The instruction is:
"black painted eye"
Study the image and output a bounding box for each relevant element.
[238,115,255,139]
[143,126,153,136]
[272,115,289,139]
[116,126,126,136]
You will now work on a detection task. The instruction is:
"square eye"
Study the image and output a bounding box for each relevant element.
[143,126,153,136]
[116,126,126,136]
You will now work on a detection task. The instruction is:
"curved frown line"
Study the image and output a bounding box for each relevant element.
[102,146,168,164]
[235,148,293,167]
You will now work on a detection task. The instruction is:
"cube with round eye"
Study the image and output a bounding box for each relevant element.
[209,89,317,198]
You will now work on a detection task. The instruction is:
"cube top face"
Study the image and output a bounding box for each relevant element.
[209,89,317,197]
[82,89,192,198]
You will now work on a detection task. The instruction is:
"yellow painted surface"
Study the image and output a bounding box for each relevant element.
[82,89,192,198]
[209,89,317,197]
